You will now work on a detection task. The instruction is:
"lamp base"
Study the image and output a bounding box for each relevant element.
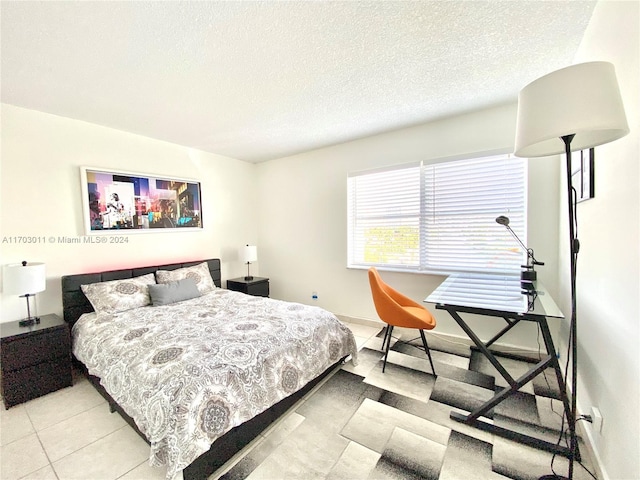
[19,316,40,327]
[244,276,254,281]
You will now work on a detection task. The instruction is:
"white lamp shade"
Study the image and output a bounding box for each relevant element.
[515,62,629,158]
[3,262,46,295]
[242,245,258,263]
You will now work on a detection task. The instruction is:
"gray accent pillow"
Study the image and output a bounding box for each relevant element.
[148,278,201,306]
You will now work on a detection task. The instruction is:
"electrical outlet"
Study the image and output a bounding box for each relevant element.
[312,291,318,301]
[591,407,603,432]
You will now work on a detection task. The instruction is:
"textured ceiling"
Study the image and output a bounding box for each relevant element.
[1,1,596,163]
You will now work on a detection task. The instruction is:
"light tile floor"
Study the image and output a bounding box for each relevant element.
[3,320,595,480]
[0,320,382,480]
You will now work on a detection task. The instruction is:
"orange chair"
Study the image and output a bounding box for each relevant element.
[368,267,437,376]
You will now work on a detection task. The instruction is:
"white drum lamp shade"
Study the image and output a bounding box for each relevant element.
[515,61,629,157]
[243,245,258,264]
[3,261,46,295]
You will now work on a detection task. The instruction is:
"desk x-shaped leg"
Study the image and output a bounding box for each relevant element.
[444,308,578,459]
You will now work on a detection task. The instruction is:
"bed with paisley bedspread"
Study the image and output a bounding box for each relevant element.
[61,259,358,480]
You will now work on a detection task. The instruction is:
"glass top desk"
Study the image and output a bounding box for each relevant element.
[425,273,574,458]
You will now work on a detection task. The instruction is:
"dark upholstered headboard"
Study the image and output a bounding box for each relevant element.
[61,259,222,327]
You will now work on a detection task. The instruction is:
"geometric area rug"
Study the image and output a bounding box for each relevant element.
[217,327,597,480]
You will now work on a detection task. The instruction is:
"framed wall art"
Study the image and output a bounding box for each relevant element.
[81,167,203,234]
[571,148,595,203]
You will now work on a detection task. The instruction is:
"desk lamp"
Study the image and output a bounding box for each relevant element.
[514,61,629,480]
[495,215,544,288]
[3,261,46,327]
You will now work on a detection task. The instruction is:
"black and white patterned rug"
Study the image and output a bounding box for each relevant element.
[218,327,597,480]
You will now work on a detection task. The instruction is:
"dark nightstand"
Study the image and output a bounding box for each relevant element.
[227,277,270,297]
[1,314,73,409]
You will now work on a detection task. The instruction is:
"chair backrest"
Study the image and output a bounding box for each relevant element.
[368,267,436,329]
[368,267,396,321]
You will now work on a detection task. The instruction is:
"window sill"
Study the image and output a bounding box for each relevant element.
[347,264,518,277]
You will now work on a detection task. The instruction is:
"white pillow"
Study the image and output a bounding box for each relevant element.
[81,273,156,314]
[155,262,216,294]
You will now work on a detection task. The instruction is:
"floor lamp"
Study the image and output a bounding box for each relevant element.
[514,62,629,480]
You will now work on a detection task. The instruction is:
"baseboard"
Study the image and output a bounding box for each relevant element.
[575,415,607,480]
[335,314,382,329]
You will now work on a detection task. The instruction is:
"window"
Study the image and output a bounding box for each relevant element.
[347,153,527,274]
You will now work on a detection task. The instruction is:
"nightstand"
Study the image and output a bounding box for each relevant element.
[1,314,73,409]
[227,277,270,297]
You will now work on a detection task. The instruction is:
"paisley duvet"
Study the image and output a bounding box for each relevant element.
[72,289,358,479]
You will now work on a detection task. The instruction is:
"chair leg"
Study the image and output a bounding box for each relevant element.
[419,329,437,377]
[381,325,390,351]
[382,325,394,373]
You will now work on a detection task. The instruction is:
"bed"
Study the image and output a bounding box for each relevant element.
[61,259,358,480]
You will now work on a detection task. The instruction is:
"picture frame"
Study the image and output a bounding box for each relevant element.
[81,167,203,234]
[571,148,595,203]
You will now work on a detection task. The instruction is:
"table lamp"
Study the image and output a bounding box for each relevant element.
[3,261,46,327]
[514,61,629,480]
[242,245,258,281]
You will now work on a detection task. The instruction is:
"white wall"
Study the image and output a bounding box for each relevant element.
[563,2,639,479]
[256,103,561,349]
[0,105,258,322]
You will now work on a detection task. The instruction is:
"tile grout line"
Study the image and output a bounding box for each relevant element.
[22,403,58,480]
[50,424,142,476]
[28,401,136,479]
[115,457,158,480]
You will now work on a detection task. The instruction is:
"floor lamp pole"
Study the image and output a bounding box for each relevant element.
[563,133,579,480]
[542,134,579,480]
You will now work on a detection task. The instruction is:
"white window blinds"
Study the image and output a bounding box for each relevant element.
[423,155,527,273]
[347,165,421,269]
[347,154,527,274]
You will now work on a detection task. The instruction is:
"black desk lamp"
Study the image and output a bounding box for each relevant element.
[514,62,629,480]
[495,215,544,287]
